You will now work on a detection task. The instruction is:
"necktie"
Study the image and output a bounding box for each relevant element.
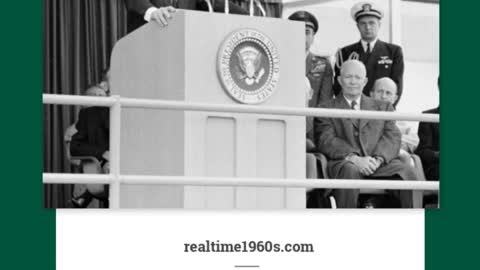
[366,43,371,53]
[351,100,357,110]
[351,100,360,126]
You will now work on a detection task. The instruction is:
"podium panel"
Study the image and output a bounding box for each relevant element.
[111,10,306,209]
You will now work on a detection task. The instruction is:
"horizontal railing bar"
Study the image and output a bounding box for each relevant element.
[121,97,438,122]
[43,173,439,191]
[43,173,115,184]
[42,94,439,122]
[43,94,116,107]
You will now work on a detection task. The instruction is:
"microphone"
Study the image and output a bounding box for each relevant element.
[204,0,213,13]
[255,0,266,17]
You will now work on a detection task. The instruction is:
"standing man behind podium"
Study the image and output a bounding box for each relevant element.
[333,1,404,106]
[124,0,248,33]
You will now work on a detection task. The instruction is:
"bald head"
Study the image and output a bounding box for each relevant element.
[340,59,367,77]
[338,60,368,99]
[371,77,398,105]
[84,85,107,97]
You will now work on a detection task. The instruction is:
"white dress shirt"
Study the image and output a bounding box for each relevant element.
[343,95,361,110]
[144,7,157,22]
[360,38,378,53]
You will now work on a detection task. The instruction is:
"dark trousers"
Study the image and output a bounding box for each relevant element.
[333,163,413,208]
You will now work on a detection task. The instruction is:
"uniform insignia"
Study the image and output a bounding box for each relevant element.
[362,4,372,12]
[311,62,326,73]
[335,49,344,69]
[348,51,360,60]
[378,56,393,65]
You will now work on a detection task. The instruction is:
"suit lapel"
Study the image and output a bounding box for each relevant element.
[359,95,375,130]
[336,96,358,128]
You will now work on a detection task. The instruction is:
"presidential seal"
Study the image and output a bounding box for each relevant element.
[217,29,280,104]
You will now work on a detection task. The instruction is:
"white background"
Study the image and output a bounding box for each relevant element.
[57,210,424,270]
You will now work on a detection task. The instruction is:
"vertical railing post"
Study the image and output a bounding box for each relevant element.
[109,95,121,209]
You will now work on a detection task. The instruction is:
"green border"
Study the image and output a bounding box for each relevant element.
[1,1,55,269]
[1,0,472,269]
[425,1,476,269]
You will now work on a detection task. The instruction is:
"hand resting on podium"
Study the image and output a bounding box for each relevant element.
[145,6,176,27]
[124,0,248,33]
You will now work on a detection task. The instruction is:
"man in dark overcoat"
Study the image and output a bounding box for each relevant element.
[315,59,416,208]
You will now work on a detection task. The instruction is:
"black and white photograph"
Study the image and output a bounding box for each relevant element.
[43,0,439,209]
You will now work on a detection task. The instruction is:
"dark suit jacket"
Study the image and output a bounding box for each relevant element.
[415,107,439,180]
[306,52,333,145]
[333,40,404,105]
[124,0,247,33]
[70,107,110,161]
[315,95,415,180]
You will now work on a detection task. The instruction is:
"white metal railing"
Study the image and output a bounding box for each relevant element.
[43,94,439,121]
[44,174,438,190]
[43,94,440,208]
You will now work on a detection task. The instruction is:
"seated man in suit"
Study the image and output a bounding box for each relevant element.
[315,60,417,208]
[70,85,110,208]
[98,68,111,95]
[370,77,419,164]
[416,78,439,181]
[124,0,247,33]
[65,84,108,166]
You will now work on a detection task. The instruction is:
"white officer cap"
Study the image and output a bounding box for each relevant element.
[351,1,384,21]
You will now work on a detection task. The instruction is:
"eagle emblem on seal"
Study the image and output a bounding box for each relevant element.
[236,46,266,86]
[217,29,280,104]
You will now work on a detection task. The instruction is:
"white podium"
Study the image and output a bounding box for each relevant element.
[110,10,306,209]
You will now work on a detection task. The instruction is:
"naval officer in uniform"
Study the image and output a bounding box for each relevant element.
[333,1,404,106]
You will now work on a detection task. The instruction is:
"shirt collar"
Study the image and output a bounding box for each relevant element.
[343,95,362,109]
[360,38,378,53]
